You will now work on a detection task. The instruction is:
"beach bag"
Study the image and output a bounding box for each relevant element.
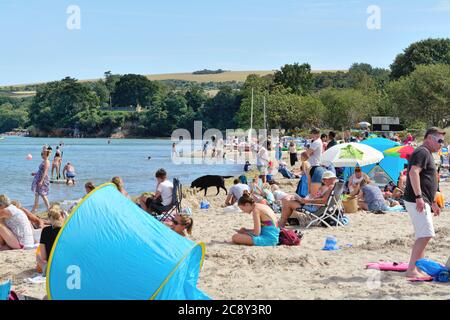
[278,228,302,246]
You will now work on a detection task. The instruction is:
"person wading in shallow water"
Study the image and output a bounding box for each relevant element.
[403,127,445,280]
[31,146,51,214]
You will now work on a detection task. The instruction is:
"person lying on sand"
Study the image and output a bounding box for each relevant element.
[0,194,34,250]
[278,171,337,228]
[271,184,296,202]
[232,191,280,247]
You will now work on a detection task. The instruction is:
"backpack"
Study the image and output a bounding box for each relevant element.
[278,228,303,246]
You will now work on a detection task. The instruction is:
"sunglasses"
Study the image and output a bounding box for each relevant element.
[431,135,445,145]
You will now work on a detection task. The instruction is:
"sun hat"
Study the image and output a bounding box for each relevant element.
[322,171,337,180]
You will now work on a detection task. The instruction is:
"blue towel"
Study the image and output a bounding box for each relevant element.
[0,281,11,300]
[386,205,406,212]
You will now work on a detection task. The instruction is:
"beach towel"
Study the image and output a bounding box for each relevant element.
[0,281,11,300]
[366,262,409,272]
[386,205,407,213]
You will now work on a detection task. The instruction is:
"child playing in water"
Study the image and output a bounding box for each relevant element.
[232,191,280,246]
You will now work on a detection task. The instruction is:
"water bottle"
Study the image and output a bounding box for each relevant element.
[416,258,445,277]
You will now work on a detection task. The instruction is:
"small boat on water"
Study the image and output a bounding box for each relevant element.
[0,137,5,141]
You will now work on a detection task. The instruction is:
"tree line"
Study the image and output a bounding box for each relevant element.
[1,38,449,137]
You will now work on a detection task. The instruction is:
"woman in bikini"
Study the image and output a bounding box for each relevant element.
[51,146,63,180]
[232,191,280,247]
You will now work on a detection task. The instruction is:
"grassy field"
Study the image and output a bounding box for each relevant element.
[146,70,276,83]
[0,69,347,97]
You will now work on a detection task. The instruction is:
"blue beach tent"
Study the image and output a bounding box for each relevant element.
[46,183,210,300]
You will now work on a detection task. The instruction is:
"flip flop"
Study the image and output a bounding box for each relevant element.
[407,276,433,282]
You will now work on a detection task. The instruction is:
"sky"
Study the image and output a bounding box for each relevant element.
[1,0,450,85]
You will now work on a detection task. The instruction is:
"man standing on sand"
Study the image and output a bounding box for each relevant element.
[404,127,445,280]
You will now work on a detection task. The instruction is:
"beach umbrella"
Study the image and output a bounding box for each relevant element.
[322,143,384,168]
[384,145,415,159]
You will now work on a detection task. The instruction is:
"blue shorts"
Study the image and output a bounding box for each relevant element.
[311,166,326,183]
[250,226,280,247]
[302,204,319,213]
[368,201,388,212]
[66,172,75,178]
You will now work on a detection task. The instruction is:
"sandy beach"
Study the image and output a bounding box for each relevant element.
[1,172,449,300]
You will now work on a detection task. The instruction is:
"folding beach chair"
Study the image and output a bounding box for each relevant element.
[0,280,11,300]
[296,182,345,229]
[156,178,183,222]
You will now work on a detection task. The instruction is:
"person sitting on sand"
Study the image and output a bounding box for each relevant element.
[225,179,250,206]
[139,169,174,215]
[350,178,389,213]
[36,205,65,273]
[262,183,276,205]
[62,162,76,185]
[0,194,34,250]
[347,166,370,193]
[11,200,48,229]
[279,171,337,228]
[85,181,96,195]
[271,184,294,203]
[168,213,193,237]
[232,191,280,247]
[250,177,265,202]
[112,177,131,199]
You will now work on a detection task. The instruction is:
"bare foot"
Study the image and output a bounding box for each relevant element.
[405,269,429,279]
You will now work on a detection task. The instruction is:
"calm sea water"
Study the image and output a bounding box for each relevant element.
[0,137,242,209]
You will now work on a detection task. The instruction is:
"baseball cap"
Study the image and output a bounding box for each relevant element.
[425,127,446,138]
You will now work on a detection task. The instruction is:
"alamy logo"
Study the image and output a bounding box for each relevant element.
[66,265,81,290]
[66,5,81,30]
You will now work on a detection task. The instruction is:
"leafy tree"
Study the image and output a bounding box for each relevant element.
[201,86,242,130]
[104,71,121,94]
[388,64,450,128]
[112,74,160,108]
[184,86,207,113]
[274,63,313,95]
[0,103,28,133]
[87,80,110,108]
[390,38,450,79]
[29,77,99,133]
[318,88,380,130]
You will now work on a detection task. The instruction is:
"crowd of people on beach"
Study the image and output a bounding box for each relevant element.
[0,126,448,282]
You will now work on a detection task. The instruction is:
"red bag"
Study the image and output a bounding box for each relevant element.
[278,228,303,246]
